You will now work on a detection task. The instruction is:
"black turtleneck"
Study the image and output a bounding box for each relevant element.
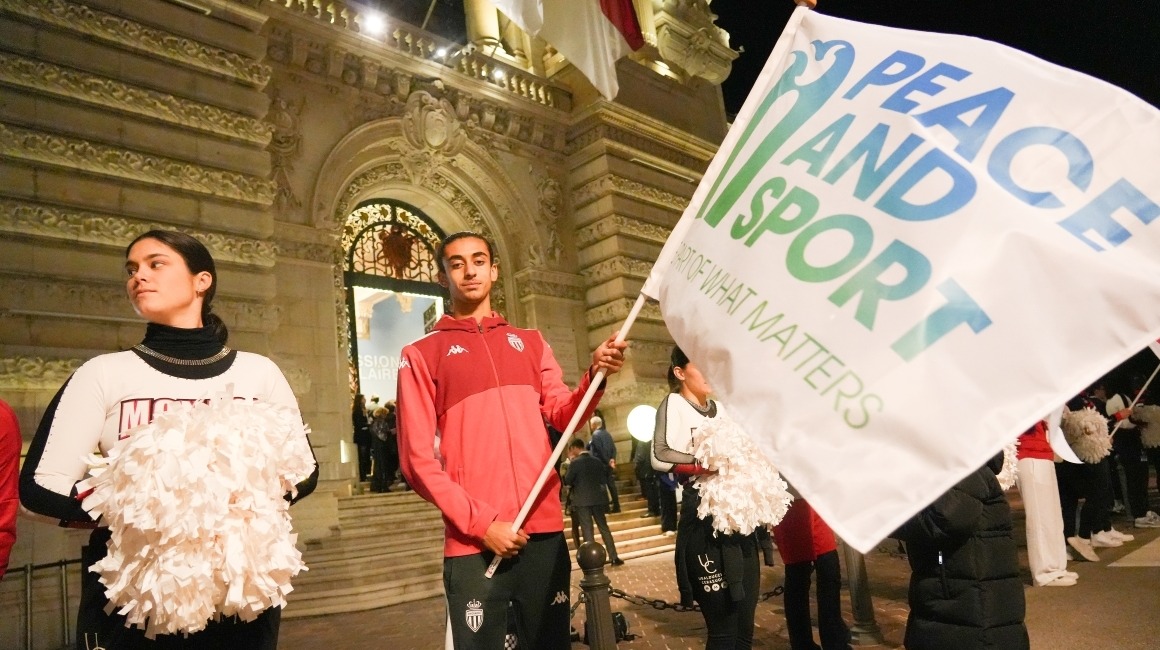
[130,323,237,380]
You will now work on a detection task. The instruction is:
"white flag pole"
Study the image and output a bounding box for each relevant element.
[1110,361,1160,437]
[485,294,650,578]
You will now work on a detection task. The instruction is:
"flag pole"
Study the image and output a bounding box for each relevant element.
[1110,361,1160,437]
[485,293,650,578]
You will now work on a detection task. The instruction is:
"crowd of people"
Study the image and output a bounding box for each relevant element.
[351,393,405,493]
[4,226,1158,650]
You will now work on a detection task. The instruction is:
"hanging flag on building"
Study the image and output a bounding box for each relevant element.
[491,0,644,100]
[640,6,1160,552]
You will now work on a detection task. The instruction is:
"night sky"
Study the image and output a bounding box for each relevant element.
[714,1,1160,117]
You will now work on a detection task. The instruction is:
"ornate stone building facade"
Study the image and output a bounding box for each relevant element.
[0,0,734,641]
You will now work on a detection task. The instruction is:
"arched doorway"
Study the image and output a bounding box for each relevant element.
[342,199,446,400]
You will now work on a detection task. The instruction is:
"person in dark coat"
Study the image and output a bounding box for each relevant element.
[894,453,1029,650]
[564,438,623,566]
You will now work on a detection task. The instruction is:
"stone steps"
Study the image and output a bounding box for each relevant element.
[285,477,671,619]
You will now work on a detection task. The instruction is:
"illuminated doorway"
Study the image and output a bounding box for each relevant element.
[343,199,446,400]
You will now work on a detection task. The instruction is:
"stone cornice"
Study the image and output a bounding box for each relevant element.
[586,297,663,330]
[512,268,584,302]
[580,256,654,286]
[2,274,282,333]
[0,199,276,267]
[567,104,718,169]
[0,52,272,145]
[576,214,674,249]
[0,356,84,390]
[0,122,276,206]
[572,174,690,213]
[0,0,271,88]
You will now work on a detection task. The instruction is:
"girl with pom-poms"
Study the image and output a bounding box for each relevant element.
[651,345,780,649]
[20,230,318,649]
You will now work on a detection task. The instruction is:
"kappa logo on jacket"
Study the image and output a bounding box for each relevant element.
[447,344,468,356]
[551,590,569,605]
[507,332,525,352]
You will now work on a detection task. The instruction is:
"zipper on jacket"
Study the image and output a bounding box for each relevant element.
[937,550,949,599]
[476,320,522,499]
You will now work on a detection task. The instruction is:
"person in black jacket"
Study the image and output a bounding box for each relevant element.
[564,438,624,566]
[894,453,1029,650]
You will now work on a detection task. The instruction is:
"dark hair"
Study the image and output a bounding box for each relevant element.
[126,229,228,344]
[569,438,586,450]
[437,231,497,273]
[666,345,690,392]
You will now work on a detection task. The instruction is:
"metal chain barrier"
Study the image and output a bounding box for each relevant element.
[607,584,784,613]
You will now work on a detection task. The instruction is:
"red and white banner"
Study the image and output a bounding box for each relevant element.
[641,7,1160,552]
[491,0,644,100]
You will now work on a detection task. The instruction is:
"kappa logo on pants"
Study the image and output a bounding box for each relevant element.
[465,598,484,632]
[551,590,569,605]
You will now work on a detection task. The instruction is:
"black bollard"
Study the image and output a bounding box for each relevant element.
[839,540,884,645]
[577,541,617,649]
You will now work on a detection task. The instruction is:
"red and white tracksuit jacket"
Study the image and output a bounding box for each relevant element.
[396,313,602,557]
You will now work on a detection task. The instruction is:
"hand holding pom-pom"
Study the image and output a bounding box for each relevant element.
[996,440,1019,491]
[691,410,793,536]
[1061,407,1112,464]
[78,392,315,638]
[1134,404,1160,448]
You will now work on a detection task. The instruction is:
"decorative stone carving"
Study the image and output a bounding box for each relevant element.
[0,123,276,206]
[402,89,467,157]
[653,0,738,85]
[0,199,276,267]
[572,174,691,213]
[585,297,663,329]
[601,380,670,411]
[0,357,85,391]
[576,214,673,248]
[580,256,654,285]
[2,274,283,333]
[267,91,304,212]
[512,271,585,302]
[2,0,271,88]
[0,53,271,145]
[274,238,337,265]
[537,175,562,222]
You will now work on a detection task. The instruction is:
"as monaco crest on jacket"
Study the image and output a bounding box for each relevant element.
[507,332,524,352]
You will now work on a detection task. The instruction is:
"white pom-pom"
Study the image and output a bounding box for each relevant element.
[996,440,1019,491]
[78,392,316,638]
[1134,404,1160,448]
[691,412,793,536]
[1061,407,1111,464]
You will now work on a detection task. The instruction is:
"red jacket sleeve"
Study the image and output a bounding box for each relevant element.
[396,345,499,542]
[0,400,20,579]
[537,334,602,433]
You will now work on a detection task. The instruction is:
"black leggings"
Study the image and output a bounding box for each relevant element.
[686,534,760,649]
[783,550,849,650]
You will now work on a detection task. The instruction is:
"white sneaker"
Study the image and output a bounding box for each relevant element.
[1067,536,1100,562]
[1090,530,1124,548]
[1063,570,1080,580]
[1044,575,1077,587]
[1134,511,1160,528]
[1107,527,1135,543]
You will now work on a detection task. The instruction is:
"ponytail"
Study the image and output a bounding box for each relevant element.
[203,311,229,345]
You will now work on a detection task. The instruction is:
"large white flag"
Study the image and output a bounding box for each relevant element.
[490,0,644,100]
[641,7,1160,552]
